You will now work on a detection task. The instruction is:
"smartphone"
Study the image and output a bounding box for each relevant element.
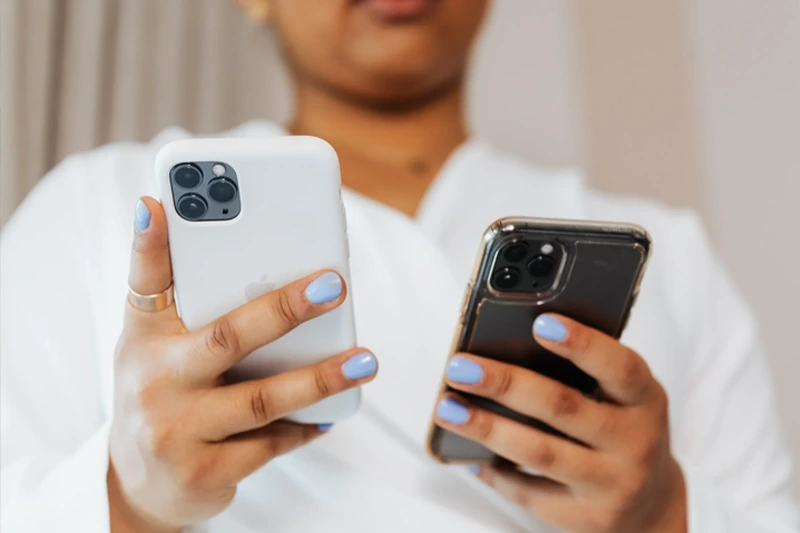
[427,217,651,463]
[154,136,358,424]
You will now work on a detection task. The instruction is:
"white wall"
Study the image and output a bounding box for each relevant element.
[469,1,583,168]
[688,0,800,480]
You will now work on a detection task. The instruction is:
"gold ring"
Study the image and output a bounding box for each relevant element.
[128,284,174,312]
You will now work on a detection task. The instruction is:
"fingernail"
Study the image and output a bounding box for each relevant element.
[342,352,377,380]
[437,398,469,425]
[446,356,483,384]
[467,465,481,474]
[134,199,150,231]
[534,315,568,342]
[305,272,342,304]
[318,423,334,431]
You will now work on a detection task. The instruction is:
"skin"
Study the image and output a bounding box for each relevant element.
[109,1,687,531]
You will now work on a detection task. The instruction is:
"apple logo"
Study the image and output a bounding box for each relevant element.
[245,275,277,301]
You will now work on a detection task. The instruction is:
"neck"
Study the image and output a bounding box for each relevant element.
[287,81,468,216]
[288,82,468,169]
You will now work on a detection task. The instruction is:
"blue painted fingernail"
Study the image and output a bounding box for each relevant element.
[467,465,481,474]
[447,356,483,384]
[437,398,469,425]
[305,272,342,304]
[134,199,150,231]
[318,423,334,431]
[534,315,568,342]
[342,352,377,380]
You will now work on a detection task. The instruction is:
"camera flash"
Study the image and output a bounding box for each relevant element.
[212,164,226,177]
[541,243,554,255]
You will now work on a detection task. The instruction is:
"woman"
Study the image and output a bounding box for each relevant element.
[1,0,797,531]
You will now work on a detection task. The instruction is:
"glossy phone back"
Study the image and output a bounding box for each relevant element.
[155,136,359,423]
[428,217,651,463]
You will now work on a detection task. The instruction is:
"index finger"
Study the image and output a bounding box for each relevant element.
[532,314,656,405]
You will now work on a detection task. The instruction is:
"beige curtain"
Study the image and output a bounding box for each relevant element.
[0,0,292,225]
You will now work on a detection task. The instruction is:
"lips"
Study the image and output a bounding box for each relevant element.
[357,0,439,21]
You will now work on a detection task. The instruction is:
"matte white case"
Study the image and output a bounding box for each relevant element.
[155,136,359,423]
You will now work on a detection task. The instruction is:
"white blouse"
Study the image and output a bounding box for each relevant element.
[1,122,797,532]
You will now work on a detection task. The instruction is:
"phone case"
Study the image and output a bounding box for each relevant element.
[427,217,652,463]
[155,136,359,423]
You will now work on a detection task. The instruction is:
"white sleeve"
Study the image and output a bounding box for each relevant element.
[1,156,113,532]
[669,213,800,532]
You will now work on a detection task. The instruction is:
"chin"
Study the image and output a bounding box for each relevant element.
[356,49,448,86]
[279,0,484,108]
[336,32,463,103]
[333,61,463,110]
[350,80,458,110]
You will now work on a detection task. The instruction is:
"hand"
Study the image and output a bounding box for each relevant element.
[108,198,378,532]
[434,314,686,533]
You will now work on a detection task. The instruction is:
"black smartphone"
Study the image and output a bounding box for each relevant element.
[427,217,652,463]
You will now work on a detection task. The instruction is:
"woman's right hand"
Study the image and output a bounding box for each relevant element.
[108,197,378,533]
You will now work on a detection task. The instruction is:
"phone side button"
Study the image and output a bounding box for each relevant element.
[459,283,473,324]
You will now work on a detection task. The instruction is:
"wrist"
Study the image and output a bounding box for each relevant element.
[649,459,688,533]
[107,463,181,533]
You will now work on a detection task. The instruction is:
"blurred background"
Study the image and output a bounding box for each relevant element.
[1,0,798,489]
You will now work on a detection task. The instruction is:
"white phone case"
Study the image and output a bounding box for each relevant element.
[155,136,359,423]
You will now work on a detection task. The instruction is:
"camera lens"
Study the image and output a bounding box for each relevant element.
[502,242,529,263]
[527,256,556,278]
[208,178,237,203]
[492,266,522,290]
[177,194,208,220]
[173,164,202,189]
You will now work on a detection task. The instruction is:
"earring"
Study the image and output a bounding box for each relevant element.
[247,0,271,24]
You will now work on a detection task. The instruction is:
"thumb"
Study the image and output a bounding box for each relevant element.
[127,197,176,322]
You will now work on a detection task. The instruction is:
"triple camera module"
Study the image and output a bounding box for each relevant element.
[170,162,241,222]
[491,240,563,294]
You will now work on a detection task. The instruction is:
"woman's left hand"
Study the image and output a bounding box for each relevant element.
[434,314,687,533]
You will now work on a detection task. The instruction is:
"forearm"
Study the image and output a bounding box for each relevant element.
[650,460,688,533]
